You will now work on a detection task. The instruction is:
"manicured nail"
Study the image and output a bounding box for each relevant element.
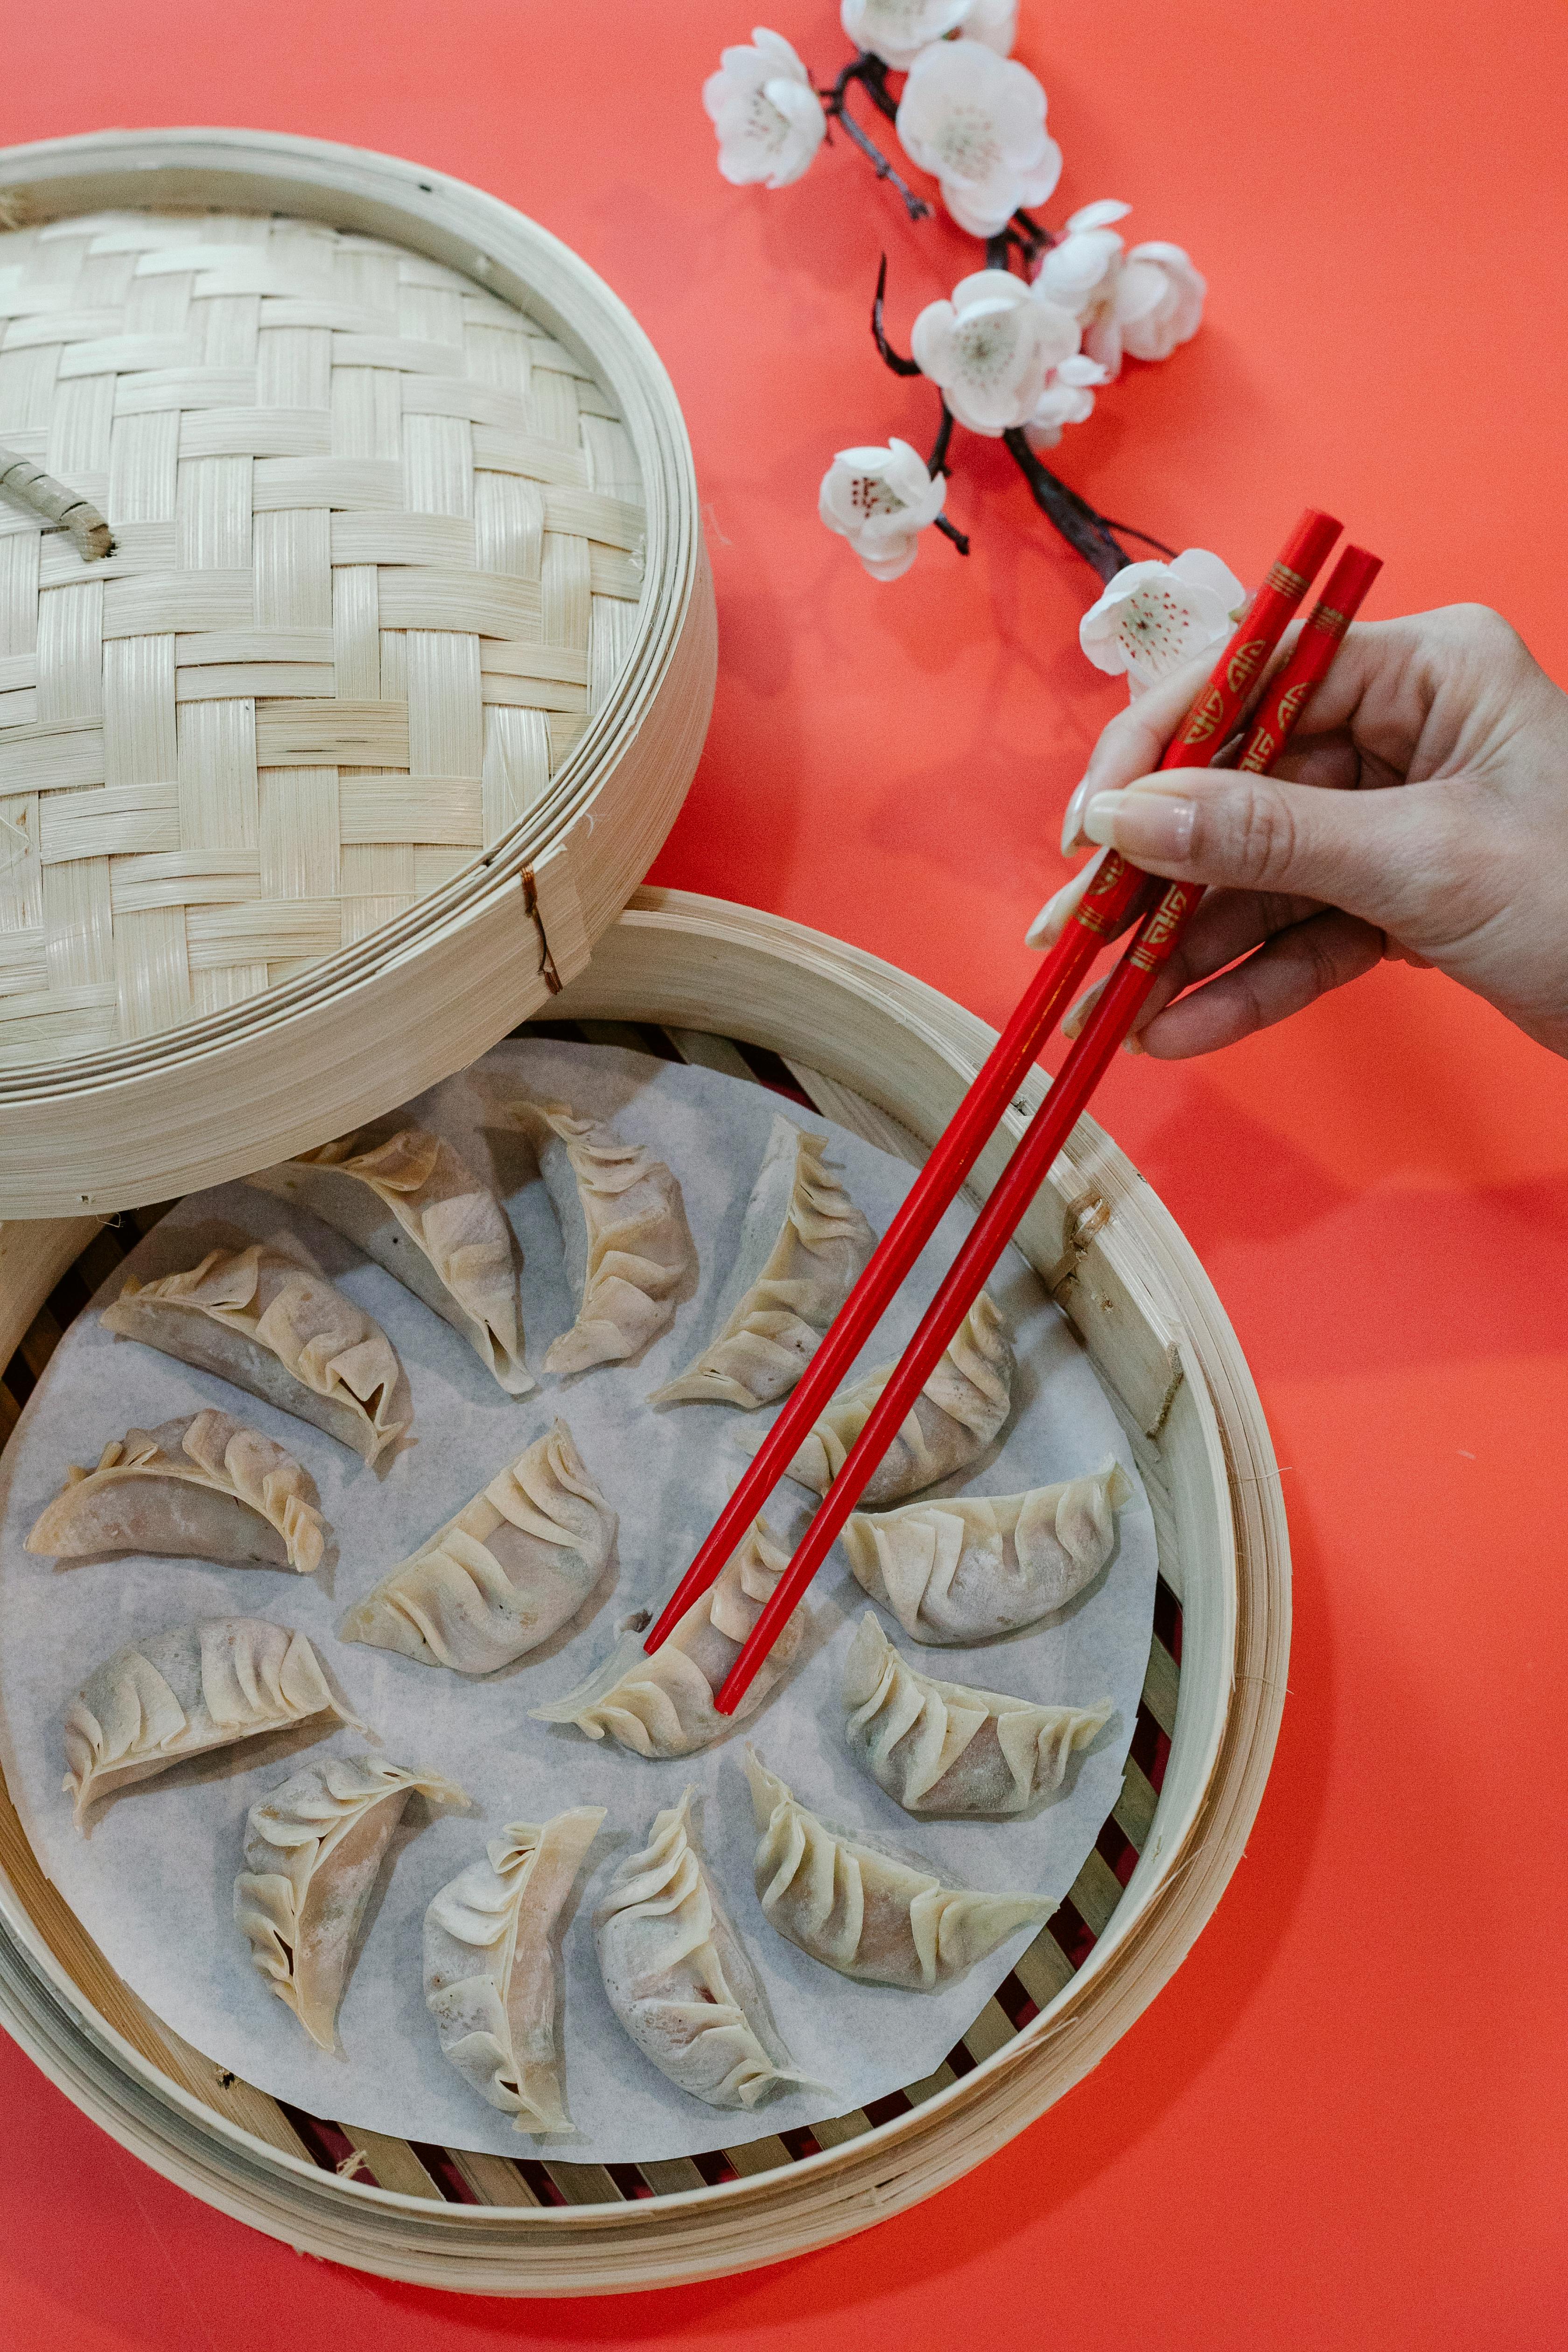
[1122,1029,1145,1057]
[1081,787,1197,860]
[1060,776,1093,855]
[1024,855,1096,950]
[1062,979,1104,1040]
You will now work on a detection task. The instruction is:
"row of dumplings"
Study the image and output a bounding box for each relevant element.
[58,1609,1089,2129]
[33,1085,1133,2132]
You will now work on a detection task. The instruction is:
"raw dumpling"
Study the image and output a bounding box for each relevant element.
[101,1244,409,1465]
[27,1410,327,1574]
[524,1101,694,1376]
[424,1806,604,2132]
[236,1754,467,2050]
[844,1458,1133,1644]
[595,1787,811,2109]
[649,1117,875,1409]
[532,1516,802,1757]
[247,1127,530,1395]
[63,1617,358,1828]
[338,1419,616,1673]
[842,1611,1113,1815]
[755,1292,1014,1509]
[744,1745,1050,1990]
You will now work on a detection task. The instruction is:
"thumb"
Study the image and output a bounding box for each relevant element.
[1078,769,1462,941]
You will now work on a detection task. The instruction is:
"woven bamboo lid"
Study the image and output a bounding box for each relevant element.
[0,132,714,1217]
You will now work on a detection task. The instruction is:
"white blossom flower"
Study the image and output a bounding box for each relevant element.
[841,0,970,71]
[1116,241,1207,362]
[704,28,827,190]
[819,438,947,581]
[1023,353,1111,450]
[896,39,1062,238]
[910,269,1079,434]
[965,0,1019,54]
[1080,550,1246,695]
[1034,199,1132,373]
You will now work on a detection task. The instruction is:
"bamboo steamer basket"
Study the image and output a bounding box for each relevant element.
[0,129,715,1218]
[0,886,1290,2295]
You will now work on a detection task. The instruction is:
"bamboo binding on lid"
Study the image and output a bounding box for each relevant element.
[0,132,715,1217]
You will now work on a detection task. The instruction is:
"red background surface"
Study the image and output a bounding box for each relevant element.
[5,3,1568,2344]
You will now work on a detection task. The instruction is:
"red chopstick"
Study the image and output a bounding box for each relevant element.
[711,539,1382,1714]
[644,506,1341,1659]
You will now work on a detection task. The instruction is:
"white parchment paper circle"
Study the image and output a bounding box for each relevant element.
[0,1040,1156,2164]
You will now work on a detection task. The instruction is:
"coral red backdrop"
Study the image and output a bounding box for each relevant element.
[4,4,1566,2345]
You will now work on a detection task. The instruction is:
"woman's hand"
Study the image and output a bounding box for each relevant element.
[1029,604,1568,1059]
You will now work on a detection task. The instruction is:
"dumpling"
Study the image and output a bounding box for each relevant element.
[523,1101,694,1376]
[247,1127,531,1395]
[423,1806,604,2133]
[844,1458,1133,1644]
[63,1617,358,1828]
[101,1244,409,1465]
[235,1754,467,2051]
[595,1786,811,2109]
[842,1611,1113,1815]
[338,1419,616,1673]
[649,1117,875,1409]
[532,1516,802,1757]
[754,1292,1014,1509]
[744,1745,1050,1990]
[27,1410,327,1574]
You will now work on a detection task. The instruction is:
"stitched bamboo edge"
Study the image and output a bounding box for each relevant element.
[0,889,1288,2292]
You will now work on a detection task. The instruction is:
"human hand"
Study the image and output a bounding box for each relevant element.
[1028,604,1568,1059]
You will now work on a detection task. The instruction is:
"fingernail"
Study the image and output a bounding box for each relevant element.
[1062,980,1102,1040]
[1024,861,1091,950]
[1122,1030,1145,1057]
[1060,777,1092,856]
[1082,786,1197,859]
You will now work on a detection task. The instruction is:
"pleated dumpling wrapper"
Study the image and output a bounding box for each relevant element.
[247,1127,530,1395]
[749,1291,1014,1510]
[424,1806,604,2133]
[339,1419,616,1673]
[744,1745,1050,1990]
[649,1116,875,1409]
[28,1410,327,1574]
[532,1516,802,1757]
[842,1611,1113,1816]
[522,1101,694,1376]
[101,1244,409,1465]
[236,1754,468,2051]
[63,1617,359,1829]
[595,1786,813,2109]
[844,1457,1133,1645]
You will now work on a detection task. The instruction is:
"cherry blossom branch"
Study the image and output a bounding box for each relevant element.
[819,58,931,220]
[927,399,969,553]
[1001,429,1131,582]
[1095,515,1179,559]
[985,211,1056,273]
[872,253,923,375]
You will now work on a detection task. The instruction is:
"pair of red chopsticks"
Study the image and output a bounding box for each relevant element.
[649,508,1382,1711]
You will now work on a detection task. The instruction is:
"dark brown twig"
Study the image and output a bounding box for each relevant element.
[1001,429,1131,582]
[819,59,931,220]
[872,254,923,375]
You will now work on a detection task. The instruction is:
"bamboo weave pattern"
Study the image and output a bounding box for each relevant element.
[0,210,646,1068]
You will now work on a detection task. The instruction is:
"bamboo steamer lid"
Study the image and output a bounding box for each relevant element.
[0,131,715,1217]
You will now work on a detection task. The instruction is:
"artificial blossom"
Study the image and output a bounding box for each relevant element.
[1078,550,1247,695]
[818,439,951,580]
[703,6,1209,608]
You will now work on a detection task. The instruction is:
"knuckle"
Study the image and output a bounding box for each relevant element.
[1197,780,1297,888]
